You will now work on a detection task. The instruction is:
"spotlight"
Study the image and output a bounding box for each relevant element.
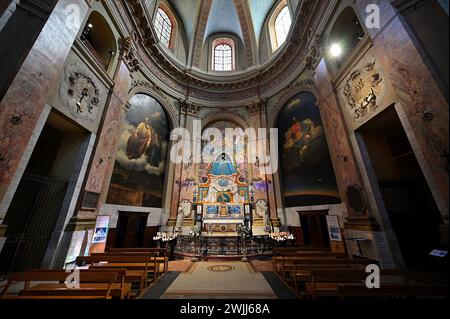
[330,43,343,58]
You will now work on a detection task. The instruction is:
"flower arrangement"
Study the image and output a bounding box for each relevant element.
[237,224,251,240]
[189,224,202,238]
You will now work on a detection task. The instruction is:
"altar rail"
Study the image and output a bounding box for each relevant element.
[174,236,276,258]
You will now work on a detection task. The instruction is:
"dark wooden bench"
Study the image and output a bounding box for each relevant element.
[0,271,121,299]
[338,284,448,299]
[76,254,159,292]
[107,248,169,273]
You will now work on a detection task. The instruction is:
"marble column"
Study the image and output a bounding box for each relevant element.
[247,102,279,227]
[79,59,133,219]
[168,102,200,228]
[0,0,88,217]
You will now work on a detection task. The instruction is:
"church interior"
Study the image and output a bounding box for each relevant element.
[0,0,448,303]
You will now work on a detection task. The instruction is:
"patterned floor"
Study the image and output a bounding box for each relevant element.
[140,260,296,299]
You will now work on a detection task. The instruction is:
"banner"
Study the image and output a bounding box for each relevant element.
[92,215,110,244]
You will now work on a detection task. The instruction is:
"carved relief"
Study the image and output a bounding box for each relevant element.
[120,37,140,73]
[343,60,383,121]
[59,65,104,123]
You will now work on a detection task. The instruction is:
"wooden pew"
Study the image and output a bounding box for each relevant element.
[272,248,335,272]
[76,254,158,293]
[306,269,409,299]
[92,251,168,276]
[0,271,119,299]
[308,269,368,299]
[19,269,130,298]
[276,252,349,278]
[288,259,372,296]
[106,248,169,274]
[338,284,449,299]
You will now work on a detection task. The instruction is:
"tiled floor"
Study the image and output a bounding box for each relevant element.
[158,261,278,299]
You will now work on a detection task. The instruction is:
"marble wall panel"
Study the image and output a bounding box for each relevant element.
[0,0,88,204]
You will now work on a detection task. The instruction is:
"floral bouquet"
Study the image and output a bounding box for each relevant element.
[237,224,251,240]
[189,224,202,238]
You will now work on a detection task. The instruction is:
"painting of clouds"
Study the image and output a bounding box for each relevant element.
[278,92,341,207]
[106,94,170,208]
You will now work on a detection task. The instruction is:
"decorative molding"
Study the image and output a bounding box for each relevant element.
[180,99,201,117]
[246,99,267,115]
[120,36,140,73]
[304,33,322,71]
[130,79,169,104]
[59,62,105,123]
[191,0,213,68]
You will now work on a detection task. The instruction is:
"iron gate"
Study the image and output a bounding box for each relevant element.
[0,169,69,277]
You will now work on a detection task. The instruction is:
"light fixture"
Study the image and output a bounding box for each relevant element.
[329,43,343,58]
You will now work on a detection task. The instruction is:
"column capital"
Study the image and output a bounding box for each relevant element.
[180,99,201,117]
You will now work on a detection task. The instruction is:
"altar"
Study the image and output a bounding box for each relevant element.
[201,203,247,235]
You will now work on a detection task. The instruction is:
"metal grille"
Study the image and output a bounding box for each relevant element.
[0,169,69,276]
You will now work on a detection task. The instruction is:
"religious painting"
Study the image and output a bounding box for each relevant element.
[106,94,170,207]
[199,121,248,182]
[278,92,341,207]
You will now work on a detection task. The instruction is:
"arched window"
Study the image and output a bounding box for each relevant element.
[274,6,292,48]
[154,7,173,47]
[269,1,292,52]
[212,38,235,71]
[214,44,233,71]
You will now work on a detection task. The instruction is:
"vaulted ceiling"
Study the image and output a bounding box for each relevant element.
[168,0,282,43]
[154,0,303,70]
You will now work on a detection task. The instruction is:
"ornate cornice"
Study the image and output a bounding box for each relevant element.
[120,37,140,73]
[180,99,201,117]
[246,99,267,115]
[130,79,169,104]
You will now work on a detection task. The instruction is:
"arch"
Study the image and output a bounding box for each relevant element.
[212,38,235,71]
[325,6,366,69]
[202,112,249,131]
[268,0,292,52]
[128,85,178,131]
[81,11,117,71]
[270,83,318,129]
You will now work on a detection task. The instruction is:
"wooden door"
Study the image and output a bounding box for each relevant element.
[116,212,148,248]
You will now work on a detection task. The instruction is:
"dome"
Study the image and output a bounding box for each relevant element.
[145,0,301,75]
